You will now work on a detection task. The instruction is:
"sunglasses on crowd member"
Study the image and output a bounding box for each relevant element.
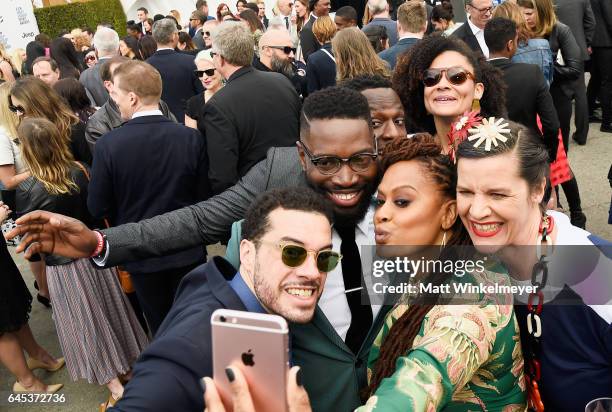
[299,140,378,175]
[262,241,342,273]
[85,55,96,62]
[421,66,475,88]
[7,97,25,116]
[267,45,296,55]
[194,68,216,77]
[204,31,211,37]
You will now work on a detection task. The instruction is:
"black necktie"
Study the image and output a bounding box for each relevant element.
[336,225,373,354]
[285,16,290,30]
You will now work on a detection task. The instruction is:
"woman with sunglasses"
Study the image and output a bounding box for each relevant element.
[184,50,224,129]
[517,0,587,229]
[9,77,91,166]
[356,135,526,410]
[393,34,506,155]
[15,117,148,410]
[83,49,98,68]
[454,118,611,411]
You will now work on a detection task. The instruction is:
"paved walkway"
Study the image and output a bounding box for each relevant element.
[1,126,610,411]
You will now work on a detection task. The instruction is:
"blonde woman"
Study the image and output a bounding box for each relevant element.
[0,83,29,191]
[185,50,224,128]
[9,48,26,76]
[15,117,148,410]
[332,26,390,81]
[0,44,18,82]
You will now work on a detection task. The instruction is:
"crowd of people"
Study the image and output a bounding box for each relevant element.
[0,0,611,411]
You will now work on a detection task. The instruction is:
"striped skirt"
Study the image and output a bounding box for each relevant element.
[46,258,149,385]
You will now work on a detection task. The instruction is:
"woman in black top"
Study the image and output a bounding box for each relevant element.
[0,201,64,394]
[184,50,224,128]
[49,37,82,79]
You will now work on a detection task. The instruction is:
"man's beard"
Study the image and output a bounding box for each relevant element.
[307,179,377,228]
[270,55,295,79]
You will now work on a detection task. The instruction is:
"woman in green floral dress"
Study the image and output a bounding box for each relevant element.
[359,136,526,411]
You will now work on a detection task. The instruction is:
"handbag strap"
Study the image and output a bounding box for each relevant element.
[321,48,335,63]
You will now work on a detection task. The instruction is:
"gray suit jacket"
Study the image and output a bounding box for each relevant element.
[554,0,596,60]
[192,28,206,50]
[79,59,110,107]
[102,147,306,267]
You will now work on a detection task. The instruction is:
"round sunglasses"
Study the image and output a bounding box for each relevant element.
[421,67,475,88]
[262,241,342,273]
[194,68,216,78]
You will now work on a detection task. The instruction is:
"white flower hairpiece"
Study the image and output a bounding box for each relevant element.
[467,117,511,151]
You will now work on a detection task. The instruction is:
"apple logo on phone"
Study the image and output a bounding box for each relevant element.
[241,349,255,367]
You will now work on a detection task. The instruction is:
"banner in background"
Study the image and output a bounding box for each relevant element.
[0,0,40,51]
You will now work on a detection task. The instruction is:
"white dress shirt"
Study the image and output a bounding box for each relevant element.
[318,206,381,340]
[132,109,163,119]
[467,16,489,58]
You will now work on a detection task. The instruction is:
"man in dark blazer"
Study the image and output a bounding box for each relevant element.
[588,0,612,133]
[452,0,494,56]
[79,27,120,107]
[554,0,596,144]
[88,60,210,335]
[9,88,393,412]
[485,17,559,161]
[110,187,335,411]
[379,2,426,70]
[199,22,300,194]
[146,18,204,123]
[300,0,332,62]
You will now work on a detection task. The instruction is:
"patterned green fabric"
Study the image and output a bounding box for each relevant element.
[358,269,527,411]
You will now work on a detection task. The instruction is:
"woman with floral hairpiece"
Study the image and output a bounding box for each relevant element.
[392,34,506,155]
[454,117,612,411]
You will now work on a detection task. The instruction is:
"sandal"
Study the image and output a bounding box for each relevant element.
[99,393,120,412]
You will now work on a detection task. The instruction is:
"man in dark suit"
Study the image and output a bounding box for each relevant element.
[452,0,494,56]
[201,22,300,194]
[485,17,559,161]
[554,0,595,144]
[135,7,149,35]
[146,18,204,123]
[300,0,332,62]
[10,88,392,411]
[588,0,612,133]
[189,10,207,50]
[79,27,120,107]
[87,60,210,335]
[379,1,426,70]
[109,187,335,411]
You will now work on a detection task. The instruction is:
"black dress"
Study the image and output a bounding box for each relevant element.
[0,234,32,334]
[185,92,206,122]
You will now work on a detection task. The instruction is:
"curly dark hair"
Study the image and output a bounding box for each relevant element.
[339,74,392,92]
[392,34,507,134]
[242,187,334,245]
[301,86,372,137]
[366,134,471,397]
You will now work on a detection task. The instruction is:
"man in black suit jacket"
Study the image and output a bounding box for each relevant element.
[452,0,494,56]
[88,60,210,335]
[379,1,426,70]
[146,18,204,123]
[485,17,559,161]
[554,0,596,144]
[201,22,300,194]
[109,188,334,412]
[300,0,332,62]
[588,0,612,133]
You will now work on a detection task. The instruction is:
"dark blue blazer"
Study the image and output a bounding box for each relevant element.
[306,43,336,94]
[146,49,204,123]
[109,257,246,412]
[88,115,210,273]
[378,37,420,70]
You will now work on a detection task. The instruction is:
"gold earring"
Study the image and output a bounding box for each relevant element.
[471,98,481,112]
[440,231,447,251]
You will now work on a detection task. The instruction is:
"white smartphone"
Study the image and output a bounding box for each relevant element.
[211,309,290,412]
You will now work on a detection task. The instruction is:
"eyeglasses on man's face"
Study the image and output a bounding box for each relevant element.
[266,45,296,55]
[299,140,378,175]
[260,240,342,273]
[468,3,494,14]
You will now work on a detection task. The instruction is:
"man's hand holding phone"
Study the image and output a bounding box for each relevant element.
[202,365,312,412]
